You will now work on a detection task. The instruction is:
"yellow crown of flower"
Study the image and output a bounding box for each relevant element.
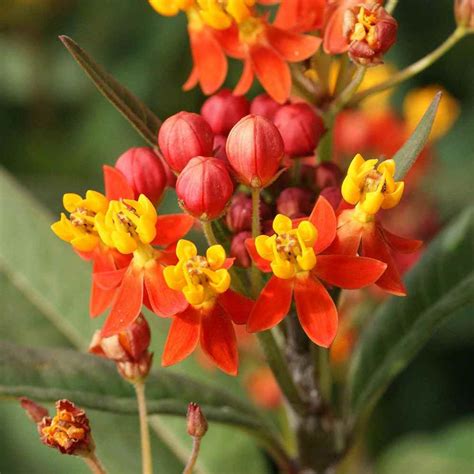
[164,240,231,307]
[148,0,195,17]
[342,154,404,218]
[51,190,109,252]
[256,215,318,280]
[95,195,157,255]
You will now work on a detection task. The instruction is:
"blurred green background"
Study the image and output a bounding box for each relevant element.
[1,0,473,472]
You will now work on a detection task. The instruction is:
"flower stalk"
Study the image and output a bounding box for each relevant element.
[350,26,467,106]
[135,382,153,474]
[82,452,108,474]
[183,437,202,474]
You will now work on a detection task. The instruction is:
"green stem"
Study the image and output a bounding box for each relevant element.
[135,382,153,474]
[333,55,354,97]
[329,66,366,118]
[250,187,261,238]
[82,452,107,474]
[257,330,307,416]
[201,221,219,246]
[317,126,334,163]
[385,0,399,14]
[318,348,333,404]
[183,437,202,474]
[350,27,467,106]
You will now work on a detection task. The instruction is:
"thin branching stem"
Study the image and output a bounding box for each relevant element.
[135,382,153,474]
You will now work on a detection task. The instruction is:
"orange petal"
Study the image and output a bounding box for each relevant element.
[200,305,238,375]
[266,26,321,62]
[183,66,199,92]
[101,264,144,337]
[294,274,338,347]
[314,254,386,289]
[245,238,272,272]
[93,267,127,291]
[189,26,227,95]
[309,196,337,254]
[250,45,291,104]
[153,214,195,247]
[361,224,407,296]
[382,227,423,254]
[247,276,293,332]
[323,3,352,55]
[274,0,326,32]
[327,218,364,255]
[162,306,201,367]
[144,260,188,317]
[218,289,254,325]
[103,165,135,200]
[234,58,254,97]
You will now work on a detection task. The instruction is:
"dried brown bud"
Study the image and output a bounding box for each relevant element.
[186,402,208,438]
[39,400,92,455]
[454,0,474,28]
[344,4,398,66]
[19,397,49,423]
[89,314,153,383]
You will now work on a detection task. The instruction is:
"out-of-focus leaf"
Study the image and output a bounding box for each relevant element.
[347,207,474,423]
[376,418,474,474]
[393,92,441,180]
[59,36,161,147]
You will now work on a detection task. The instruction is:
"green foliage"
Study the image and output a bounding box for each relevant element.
[347,206,474,423]
[60,36,162,147]
[393,92,441,180]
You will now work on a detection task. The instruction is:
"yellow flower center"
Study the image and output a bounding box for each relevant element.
[148,0,195,17]
[341,154,404,220]
[256,215,318,279]
[351,7,378,47]
[238,16,265,43]
[196,0,255,29]
[51,191,108,252]
[164,240,231,308]
[95,195,157,255]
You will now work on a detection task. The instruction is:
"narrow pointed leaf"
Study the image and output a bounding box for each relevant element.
[347,207,474,424]
[393,92,441,180]
[60,35,161,146]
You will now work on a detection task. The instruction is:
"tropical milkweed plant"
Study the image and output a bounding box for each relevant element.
[1,1,473,473]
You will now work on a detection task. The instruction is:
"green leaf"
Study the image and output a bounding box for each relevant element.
[393,92,441,180]
[59,35,161,147]
[0,342,265,430]
[347,206,474,423]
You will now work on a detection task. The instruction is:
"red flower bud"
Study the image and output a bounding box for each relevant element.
[186,402,208,438]
[250,94,283,121]
[276,187,314,219]
[314,162,343,190]
[230,231,252,268]
[89,314,152,382]
[343,4,398,66]
[115,147,167,203]
[319,186,342,210]
[226,115,284,188]
[176,156,234,220]
[201,89,250,136]
[39,400,92,455]
[226,192,252,232]
[158,112,214,173]
[274,103,325,158]
[455,0,474,28]
[20,397,49,423]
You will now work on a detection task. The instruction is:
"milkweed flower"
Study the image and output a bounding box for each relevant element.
[330,154,422,295]
[245,196,386,347]
[51,166,135,317]
[324,1,397,66]
[93,194,194,337]
[162,240,254,374]
[148,0,321,103]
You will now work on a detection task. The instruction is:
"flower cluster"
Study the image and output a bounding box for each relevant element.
[148,0,397,101]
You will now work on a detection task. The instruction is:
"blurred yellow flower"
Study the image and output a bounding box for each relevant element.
[403,85,460,141]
